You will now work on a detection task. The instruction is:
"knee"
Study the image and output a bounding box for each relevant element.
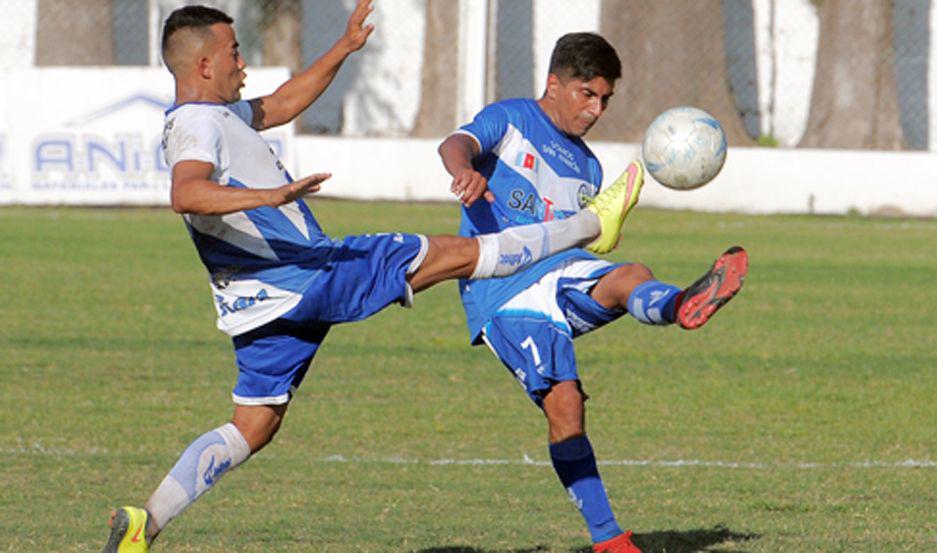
[616,262,654,287]
[543,382,586,443]
[593,263,654,308]
[232,404,287,453]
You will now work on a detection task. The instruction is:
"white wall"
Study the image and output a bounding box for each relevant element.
[295,136,937,217]
[0,68,291,205]
[0,0,36,68]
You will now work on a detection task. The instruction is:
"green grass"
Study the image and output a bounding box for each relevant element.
[1,202,935,552]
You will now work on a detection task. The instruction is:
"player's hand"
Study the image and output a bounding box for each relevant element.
[342,0,375,53]
[268,173,331,206]
[451,168,494,207]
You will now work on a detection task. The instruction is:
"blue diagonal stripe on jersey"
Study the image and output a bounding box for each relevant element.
[187,223,330,294]
[227,178,330,262]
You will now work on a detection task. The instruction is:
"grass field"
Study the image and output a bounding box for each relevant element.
[1,201,935,552]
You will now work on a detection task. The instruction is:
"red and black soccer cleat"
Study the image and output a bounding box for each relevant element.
[676,246,748,330]
[593,530,642,553]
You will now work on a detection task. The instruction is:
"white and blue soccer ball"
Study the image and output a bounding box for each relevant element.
[641,106,727,191]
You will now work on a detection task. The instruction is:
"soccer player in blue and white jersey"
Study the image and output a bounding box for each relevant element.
[101,5,644,553]
[438,33,749,553]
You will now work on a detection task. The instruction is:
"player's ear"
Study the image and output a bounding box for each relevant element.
[545,73,560,99]
[197,56,212,79]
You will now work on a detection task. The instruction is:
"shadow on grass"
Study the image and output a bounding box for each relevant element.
[415,524,760,553]
[414,545,548,553]
[578,524,761,553]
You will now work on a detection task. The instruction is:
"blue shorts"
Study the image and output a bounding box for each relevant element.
[231,232,428,405]
[480,258,626,406]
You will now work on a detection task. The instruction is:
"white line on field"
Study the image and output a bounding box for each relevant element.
[318,454,937,469]
[3,443,934,469]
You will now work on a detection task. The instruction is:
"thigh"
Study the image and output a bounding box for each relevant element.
[482,314,578,407]
[556,267,628,337]
[231,319,330,405]
[285,232,429,324]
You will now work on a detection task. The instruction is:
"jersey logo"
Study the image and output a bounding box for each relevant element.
[515,152,538,172]
[215,289,270,317]
[577,183,594,208]
[507,189,558,222]
[542,197,555,221]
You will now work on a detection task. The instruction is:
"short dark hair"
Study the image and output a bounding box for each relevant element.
[161,5,233,58]
[548,32,621,83]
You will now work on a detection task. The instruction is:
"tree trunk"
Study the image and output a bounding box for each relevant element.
[36,0,114,65]
[592,0,753,146]
[412,0,460,137]
[261,0,302,73]
[800,0,905,149]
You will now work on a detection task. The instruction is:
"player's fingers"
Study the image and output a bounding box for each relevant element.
[483,190,495,203]
[313,172,332,183]
[451,174,470,195]
[350,2,374,29]
[302,172,332,186]
[351,0,372,20]
[461,180,486,207]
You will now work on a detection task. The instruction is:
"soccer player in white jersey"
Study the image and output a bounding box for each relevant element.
[438,33,749,553]
[101,4,645,552]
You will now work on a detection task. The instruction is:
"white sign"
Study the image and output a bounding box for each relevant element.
[0,67,293,205]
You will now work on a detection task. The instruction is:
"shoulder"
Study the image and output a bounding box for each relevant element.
[485,98,536,120]
[164,104,226,134]
[166,102,248,126]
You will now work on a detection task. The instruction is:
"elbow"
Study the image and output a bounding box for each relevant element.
[437,138,454,160]
[170,191,191,214]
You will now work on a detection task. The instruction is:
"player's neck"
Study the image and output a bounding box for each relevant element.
[173,81,226,107]
[536,97,567,136]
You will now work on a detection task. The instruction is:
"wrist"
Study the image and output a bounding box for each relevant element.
[262,188,280,208]
[334,37,356,58]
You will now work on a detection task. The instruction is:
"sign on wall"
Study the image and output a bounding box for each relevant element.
[0,67,292,205]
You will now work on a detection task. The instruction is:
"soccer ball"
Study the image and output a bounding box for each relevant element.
[641,106,727,190]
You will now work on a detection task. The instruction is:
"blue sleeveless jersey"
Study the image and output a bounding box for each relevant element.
[454,98,604,342]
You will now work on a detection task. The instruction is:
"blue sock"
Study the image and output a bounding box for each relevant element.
[626,279,681,324]
[549,435,623,543]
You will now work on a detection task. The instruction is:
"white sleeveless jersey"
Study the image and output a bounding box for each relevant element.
[162,101,332,336]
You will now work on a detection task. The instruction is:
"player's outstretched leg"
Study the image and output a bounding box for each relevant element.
[101,506,151,553]
[412,165,644,290]
[676,246,748,330]
[585,160,644,254]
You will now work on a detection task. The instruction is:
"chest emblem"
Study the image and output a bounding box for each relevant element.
[515,152,539,172]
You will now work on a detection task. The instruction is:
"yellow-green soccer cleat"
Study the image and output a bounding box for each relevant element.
[101,506,150,553]
[585,160,644,254]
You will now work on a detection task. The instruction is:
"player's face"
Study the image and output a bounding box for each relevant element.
[208,23,246,103]
[548,74,614,137]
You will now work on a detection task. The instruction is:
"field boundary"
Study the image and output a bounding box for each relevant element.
[6,442,932,469]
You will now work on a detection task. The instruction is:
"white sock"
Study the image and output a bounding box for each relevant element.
[471,210,601,279]
[144,423,250,532]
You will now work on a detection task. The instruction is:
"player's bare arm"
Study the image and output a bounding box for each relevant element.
[170,160,330,215]
[438,133,494,207]
[249,0,375,131]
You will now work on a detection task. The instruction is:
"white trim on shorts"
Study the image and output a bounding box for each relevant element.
[401,234,430,309]
[231,385,297,406]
